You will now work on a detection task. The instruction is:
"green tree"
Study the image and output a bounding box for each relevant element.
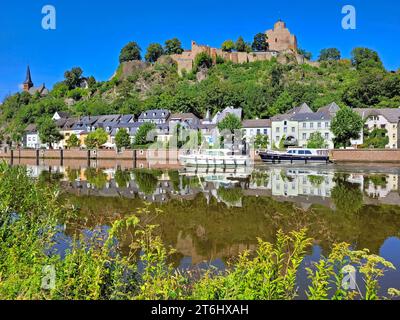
[64,67,83,90]
[145,43,164,63]
[319,48,341,61]
[217,114,242,133]
[115,128,131,150]
[119,41,142,63]
[362,128,389,149]
[194,53,213,71]
[37,117,63,149]
[252,33,268,52]
[331,107,364,148]
[307,132,327,149]
[351,48,383,70]
[254,134,269,149]
[85,128,108,149]
[235,36,247,52]
[298,48,312,60]
[164,38,183,55]
[221,40,235,52]
[134,123,156,146]
[66,134,80,148]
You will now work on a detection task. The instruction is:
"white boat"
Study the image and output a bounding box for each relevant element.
[179,149,251,167]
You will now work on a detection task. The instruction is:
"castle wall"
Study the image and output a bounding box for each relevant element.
[170,21,313,74]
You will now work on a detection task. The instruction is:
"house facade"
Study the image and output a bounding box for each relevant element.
[355,108,400,149]
[271,103,338,149]
[242,119,272,148]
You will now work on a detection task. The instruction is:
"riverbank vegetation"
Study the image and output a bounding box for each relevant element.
[0,163,399,300]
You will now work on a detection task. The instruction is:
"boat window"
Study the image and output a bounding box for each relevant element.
[305,150,312,155]
[298,150,305,155]
[288,150,293,154]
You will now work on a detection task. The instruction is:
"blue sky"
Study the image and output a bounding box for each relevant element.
[1,0,400,102]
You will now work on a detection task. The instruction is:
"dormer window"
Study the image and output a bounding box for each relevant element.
[153,112,156,117]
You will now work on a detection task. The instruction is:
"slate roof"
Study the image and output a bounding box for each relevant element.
[291,112,332,122]
[242,119,271,128]
[271,103,312,121]
[138,109,170,120]
[213,107,242,124]
[317,102,340,115]
[354,108,400,123]
[28,84,49,96]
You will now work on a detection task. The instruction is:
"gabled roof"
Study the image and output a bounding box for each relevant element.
[242,119,271,128]
[168,113,200,121]
[354,108,400,123]
[139,109,170,119]
[55,111,71,119]
[28,84,48,96]
[25,124,37,133]
[317,102,340,115]
[272,103,312,121]
[213,107,242,124]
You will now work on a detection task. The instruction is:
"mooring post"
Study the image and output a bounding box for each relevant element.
[36,149,39,166]
[60,149,64,166]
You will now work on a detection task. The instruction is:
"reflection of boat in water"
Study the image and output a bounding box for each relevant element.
[181,166,253,186]
[259,148,329,163]
[179,149,251,167]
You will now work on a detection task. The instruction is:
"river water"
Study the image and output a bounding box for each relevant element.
[24,161,400,298]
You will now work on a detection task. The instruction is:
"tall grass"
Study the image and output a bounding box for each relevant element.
[0,163,398,300]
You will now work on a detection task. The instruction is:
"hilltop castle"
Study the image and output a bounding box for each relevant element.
[170,20,315,74]
[22,66,49,96]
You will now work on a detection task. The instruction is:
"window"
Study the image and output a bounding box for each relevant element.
[276,136,280,142]
[284,127,287,133]
[284,121,287,126]
[325,122,329,128]
[305,150,312,155]
[318,122,321,128]
[263,129,268,134]
[302,133,307,140]
[276,127,280,133]
[325,133,329,140]
[298,150,305,155]
[292,127,295,133]
[310,122,314,129]
[257,129,261,135]
[303,123,306,128]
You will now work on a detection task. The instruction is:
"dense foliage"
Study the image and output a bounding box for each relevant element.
[1,46,399,146]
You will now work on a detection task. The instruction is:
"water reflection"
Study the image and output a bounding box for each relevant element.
[30,164,400,210]
[23,162,400,297]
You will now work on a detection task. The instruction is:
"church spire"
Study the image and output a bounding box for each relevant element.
[23,65,34,91]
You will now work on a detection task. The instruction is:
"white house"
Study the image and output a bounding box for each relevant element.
[242,119,272,148]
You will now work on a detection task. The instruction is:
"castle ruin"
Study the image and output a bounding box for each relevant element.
[170,20,315,75]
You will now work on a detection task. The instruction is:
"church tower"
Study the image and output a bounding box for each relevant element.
[23,65,34,92]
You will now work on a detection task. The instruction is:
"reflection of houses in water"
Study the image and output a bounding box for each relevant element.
[29,164,400,207]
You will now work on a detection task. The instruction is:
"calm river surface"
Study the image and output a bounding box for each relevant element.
[23,160,400,298]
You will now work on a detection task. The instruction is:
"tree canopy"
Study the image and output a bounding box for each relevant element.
[252,33,268,52]
[115,128,131,150]
[164,38,184,55]
[145,43,164,63]
[119,41,142,63]
[37,117,63,149]
[319,48,341,62]
[221,40,235,52]
[134,123,156,146]
[307,132,327,149]
[331,107,364,148]
[85,128,108,149]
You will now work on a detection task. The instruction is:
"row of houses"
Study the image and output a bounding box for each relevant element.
[23,103,400,150]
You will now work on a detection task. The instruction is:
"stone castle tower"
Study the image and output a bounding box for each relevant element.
[23,65,34,92]
[266,20,298,52]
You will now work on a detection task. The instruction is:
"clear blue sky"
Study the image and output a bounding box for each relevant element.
[1,0,399,102]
